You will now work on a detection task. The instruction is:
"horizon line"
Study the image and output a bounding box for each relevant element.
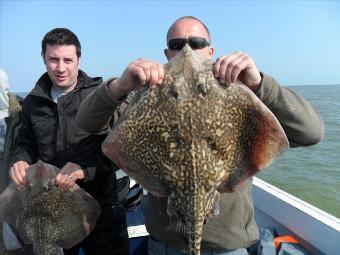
[284,83,340,87]
[13,83,340,94]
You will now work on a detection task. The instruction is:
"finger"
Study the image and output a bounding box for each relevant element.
[14,165,26,186]
[58,168,76,190]
[10,167,21,186]
[217,58,229,84]
[214,52,242,80]
[63,176,76,190]
[55,173,62,184]
[221,52,243,85]
[56,178,64,190]
[230,55,250,84]
[57,162,79,188]
[55,169,68,184]
[134,64,148,85]
[226,57,245,85]
[157,64,165,85]
[10,162,29,186]
[66,173,76,183]
[18,165,27,185]
[57,177,68,190]
[149,63,160,87]
[213,56,225,78]
[56,168,69,186]
[59,173,70,186]
[142,64,151,85]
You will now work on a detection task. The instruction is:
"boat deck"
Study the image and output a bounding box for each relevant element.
[125,177,339,255]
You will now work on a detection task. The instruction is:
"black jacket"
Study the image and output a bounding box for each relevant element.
[0,94,22,193]
[12,70,118,206]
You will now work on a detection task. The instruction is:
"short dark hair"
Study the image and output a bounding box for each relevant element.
[41,28,81,58]
[166,16,211,44]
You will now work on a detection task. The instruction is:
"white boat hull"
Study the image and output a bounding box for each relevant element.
[252,177,339,255]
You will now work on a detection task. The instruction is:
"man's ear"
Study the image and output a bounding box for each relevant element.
[164,48,171,61]
[41,52,46,64]
[209,47,214,58]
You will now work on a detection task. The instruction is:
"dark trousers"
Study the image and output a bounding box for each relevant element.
[64,204,129,255]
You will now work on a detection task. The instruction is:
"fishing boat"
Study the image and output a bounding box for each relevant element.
[124,176,339,255]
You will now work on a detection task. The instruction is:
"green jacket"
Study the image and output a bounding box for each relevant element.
[75,73,324,250]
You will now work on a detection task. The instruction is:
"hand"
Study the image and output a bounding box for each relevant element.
[107,58,164,100]
[213,51,262,92]
[55,162,84,191]
[9,161,30,187]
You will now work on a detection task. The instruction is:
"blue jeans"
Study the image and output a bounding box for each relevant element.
[148,236,248,255]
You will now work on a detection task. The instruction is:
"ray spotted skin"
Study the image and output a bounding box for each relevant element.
[0,161,101,255]
[103,45,288,254]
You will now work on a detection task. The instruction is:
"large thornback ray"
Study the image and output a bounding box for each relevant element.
[0,161,101,255]
[102,45,289,254]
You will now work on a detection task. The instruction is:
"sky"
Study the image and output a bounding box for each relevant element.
[1,0,340,93]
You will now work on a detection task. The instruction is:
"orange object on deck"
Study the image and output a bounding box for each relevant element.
[274,235,299,250]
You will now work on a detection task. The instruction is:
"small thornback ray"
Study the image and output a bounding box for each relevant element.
[102,45,289,254]
[0,161,101,255]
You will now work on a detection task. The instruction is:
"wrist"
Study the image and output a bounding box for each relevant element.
[249,73,262,93]
[107,79,129,101]
[83,167,96,182]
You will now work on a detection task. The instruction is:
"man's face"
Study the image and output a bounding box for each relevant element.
[42,44,79,91]
[165,18,214,61]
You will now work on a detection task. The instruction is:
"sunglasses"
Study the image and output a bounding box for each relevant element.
[167,37,210,51]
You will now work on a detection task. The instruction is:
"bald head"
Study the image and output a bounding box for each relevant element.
[165,16,214,60]
[166,16,211,43]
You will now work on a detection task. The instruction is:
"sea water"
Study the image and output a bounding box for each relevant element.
[257,84,340,218]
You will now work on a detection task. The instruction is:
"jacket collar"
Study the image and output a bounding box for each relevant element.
[29,70,103,100]
[8,93,21,115]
